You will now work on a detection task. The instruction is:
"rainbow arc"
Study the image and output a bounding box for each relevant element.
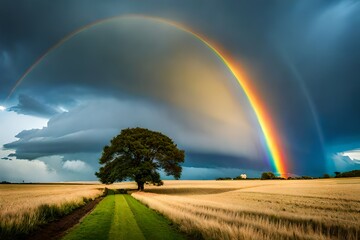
[6,15,289,177]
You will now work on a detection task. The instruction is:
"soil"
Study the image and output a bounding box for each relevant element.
[25,197,103,240]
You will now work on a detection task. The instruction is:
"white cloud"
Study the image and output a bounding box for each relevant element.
[63,160,92,172]
[341,149,360,161]
[0,110,47,161]
[0,159,60,182]
[331,151,360,173]
[0,155,98,182]
[0,110,47,144]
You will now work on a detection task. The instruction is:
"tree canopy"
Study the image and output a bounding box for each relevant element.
[261,172,276,180]
[96,127,185,190]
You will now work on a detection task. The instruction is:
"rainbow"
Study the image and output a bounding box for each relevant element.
[5,15,289,177]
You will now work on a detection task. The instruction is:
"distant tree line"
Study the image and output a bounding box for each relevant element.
[333,170,360,178]
[215,169,360,180]
[216,177,233,181]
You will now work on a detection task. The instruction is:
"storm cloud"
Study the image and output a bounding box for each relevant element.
[1,1,359,180]
[4,99,262,166]
[8,94,60,118]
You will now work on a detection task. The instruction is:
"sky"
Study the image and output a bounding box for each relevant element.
[0,0,359,182]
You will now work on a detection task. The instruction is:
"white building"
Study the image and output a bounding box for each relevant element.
[240,174,247,179]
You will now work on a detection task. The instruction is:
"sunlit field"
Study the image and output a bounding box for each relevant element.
[0,184,106,238]
[1,179,359,239]
[133,178,360,240]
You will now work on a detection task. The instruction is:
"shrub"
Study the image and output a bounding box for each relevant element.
[261,172,276,180]
[301,176,313,179]
[216,177,232,180]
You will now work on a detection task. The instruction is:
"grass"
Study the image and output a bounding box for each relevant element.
[62,191,115,240]
[125,195,184,240]
[109,195,144,240]
[0,184,104,239]
[63,192,185,240]
[132,178,360,240]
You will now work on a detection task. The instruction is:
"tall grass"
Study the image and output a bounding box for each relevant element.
[133,178,360,240]
[0,184,104,239]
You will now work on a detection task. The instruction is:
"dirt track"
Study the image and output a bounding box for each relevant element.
[25,197,103,240]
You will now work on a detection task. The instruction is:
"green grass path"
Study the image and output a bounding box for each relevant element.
[109,195,145,240]
[62,194,115,240]
[125,196,184,240]
[62,194,185,240]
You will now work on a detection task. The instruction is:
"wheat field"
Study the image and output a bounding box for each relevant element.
[1,179,359,239]
[132,178,360,240]
[0,183,105,238]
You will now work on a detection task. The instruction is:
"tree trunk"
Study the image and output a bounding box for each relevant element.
[137,181,144,191]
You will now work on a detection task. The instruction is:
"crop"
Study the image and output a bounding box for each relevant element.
[132,178,360,240]
[0,184,104,239]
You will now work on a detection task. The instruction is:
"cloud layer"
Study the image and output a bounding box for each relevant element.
[9,94,60,118]
[1,1,359,180]
[4,99,262,164]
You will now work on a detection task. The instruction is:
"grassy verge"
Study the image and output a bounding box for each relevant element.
[63,193,186,240]
[0,197,97,240]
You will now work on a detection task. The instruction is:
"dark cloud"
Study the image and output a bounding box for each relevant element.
[12,18,251,111]
[270,1,360,143]
[0,0,286,101]
[8,94,59,118]
[5,129,113,160]
[184,152,267,171]
[4,99,260,163]
[178,167,263,180]
[0,1,359,179]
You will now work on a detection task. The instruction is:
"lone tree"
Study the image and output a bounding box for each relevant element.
[96,127,185,190]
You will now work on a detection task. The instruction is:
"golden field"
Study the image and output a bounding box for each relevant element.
[1,179,359,239]
[0,183,105,238]
[132,178,360,240]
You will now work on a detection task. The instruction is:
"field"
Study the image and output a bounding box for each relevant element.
[0,184,105,239]
[1,179,359,240]
[63,191,185,240]
[133,178,360,240]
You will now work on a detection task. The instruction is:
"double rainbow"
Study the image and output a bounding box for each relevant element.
[6,15,288,177]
